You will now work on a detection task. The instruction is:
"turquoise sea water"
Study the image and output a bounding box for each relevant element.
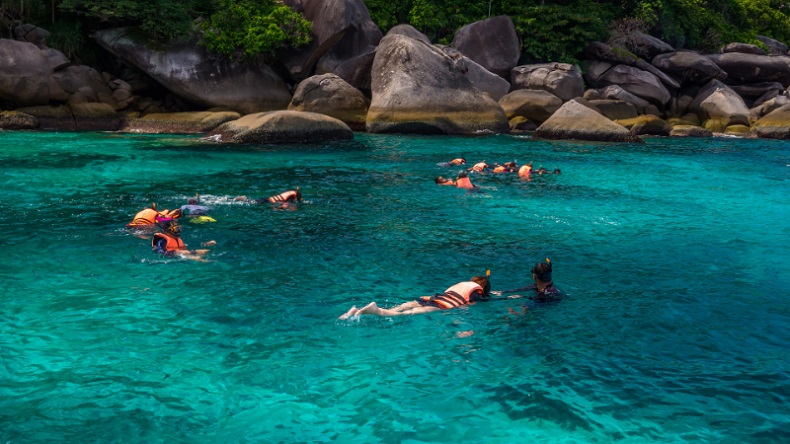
[1,131,788,443]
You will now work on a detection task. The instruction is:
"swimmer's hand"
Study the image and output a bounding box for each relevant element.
[201,240,217,247]
[490,290,502,296]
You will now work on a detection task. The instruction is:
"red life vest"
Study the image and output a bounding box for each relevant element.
[268,190,299,203]
[423,281,483,310]
[152,233,186,252]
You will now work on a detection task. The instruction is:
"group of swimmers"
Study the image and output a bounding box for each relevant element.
[126,190,303,261]
[435,158,561,189]
[339,258,561,319]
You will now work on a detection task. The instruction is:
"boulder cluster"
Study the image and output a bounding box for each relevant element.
[4,0,790,142]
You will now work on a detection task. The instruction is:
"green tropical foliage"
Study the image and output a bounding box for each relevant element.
[4,0,790,65]
[199,0,312,59]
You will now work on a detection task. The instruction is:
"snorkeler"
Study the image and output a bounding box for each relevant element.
[493,161,518,173]
[470,161,489,172]
[180,194,212,216]
[435,176,456,186]
[152,221,216,262]
[497,258,562,303]
[447,158,466,166]
[235,187,303,206]
[517,163,533,181]
[127,203,181,228]
[455,171,477,190]
[339,272,491,319]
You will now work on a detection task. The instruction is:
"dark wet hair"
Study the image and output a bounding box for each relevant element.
[188,198,198,205]
[532,260,552,282]
[295,189,303,201]
[471,275,491,298]
[457,171,468,179]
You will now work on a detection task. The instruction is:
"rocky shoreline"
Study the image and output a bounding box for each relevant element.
[3,0,790,143]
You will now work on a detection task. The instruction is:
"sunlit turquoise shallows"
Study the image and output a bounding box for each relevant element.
[1,131,788,443]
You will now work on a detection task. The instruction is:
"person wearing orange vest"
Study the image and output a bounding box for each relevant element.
[234,188,302,206]
[152,222,215,261]
[470,161,489,172]
[339,273,491,319]
[455,171,477,190]
[127,203,181,228]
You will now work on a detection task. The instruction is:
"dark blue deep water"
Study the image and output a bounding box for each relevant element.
[1,131,789,443]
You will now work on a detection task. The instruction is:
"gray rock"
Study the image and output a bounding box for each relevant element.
[511,63,584,102]
[333,45,376,91]
[752,103,790,138]
[586,99,638,120]
[721,42,766,56]
[280,0,383,78]
[534,99,642,142]
[652,51,727,85]
[597,64,671,106]
[708,52,790,85]
[690,80,751,130]
[450,15,520,78]
[439,46,510,101]
[584,85,653,114]
[206,110,353,143]
[288,73,369,131]
[367,33,508,135]
[498,89,562,123]
[95,28,291,114]
[0,39,54,106]
[635,59,681,89]
[669,124,712,137]
[756,35,788,55]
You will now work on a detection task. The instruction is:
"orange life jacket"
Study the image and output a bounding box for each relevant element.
[268,190,299,203]
[128,208,177,227]
[472,162,488,172]
[456,176,475,189]
[152,233,186,252]
[422,281,483,309]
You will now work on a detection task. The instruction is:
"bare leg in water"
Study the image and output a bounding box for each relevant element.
[339,301,439,319]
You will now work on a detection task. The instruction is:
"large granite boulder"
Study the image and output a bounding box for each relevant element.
[366,32,508,135]
[498,89,562,123]
[620,32,675,59]
[594,64,671,106]
[0,39,58,106]
[17,103,121,131]
[584,85,653,114]
[0,110,38,129]
[534,99,642,142]
[752,103,790,138]
[95,28,292,114]
[708,52,790,85]
[511,63,584,102]
[288,73,369,131]
[206,110,353,143]
[652,51,727,85]
[280,0,383,79]
[439,46,510,101]
[721,43,766,56]
[332,46,376,92]
[616,115,671,136]
[121,111,242,133]
[587,99,638,120]
[690,80,751,131]
[756,35,788,55]
[450,15,520,78]
[634,59,681,89]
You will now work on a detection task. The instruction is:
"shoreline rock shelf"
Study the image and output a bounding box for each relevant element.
[2,1,790,142]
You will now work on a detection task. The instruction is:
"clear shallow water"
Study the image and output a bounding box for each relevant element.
[1,131,788,443]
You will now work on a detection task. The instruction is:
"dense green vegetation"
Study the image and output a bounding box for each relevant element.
[1,0,789,66]
[364,0,790,62]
